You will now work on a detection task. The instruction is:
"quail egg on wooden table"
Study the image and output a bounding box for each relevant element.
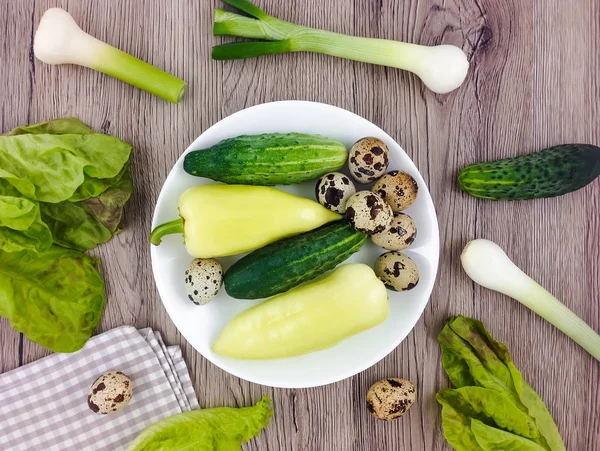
[348,137,390,184]
[371,212,417,251]
[345,191,393,235]
[185,258,223,305]
[366,378,416,421]
[88,371,133,415]
[375,251,419,291]
[315,172,356,213]
[372,171,419,212]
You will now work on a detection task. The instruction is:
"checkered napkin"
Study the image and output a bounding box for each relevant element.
[0,326,199,451]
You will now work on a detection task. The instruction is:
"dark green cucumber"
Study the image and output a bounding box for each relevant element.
[183,133,348,185]
[224,221,366,299]
[459,144,600,200]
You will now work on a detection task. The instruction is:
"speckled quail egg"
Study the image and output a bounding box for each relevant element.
[348,137,390,184]
[88,371,133,415]
[371,212,417,251]
[184,258,223,305]
[372,171,419,212]
[374,251,419,291]
[366,378,416,421]
[315,172,356,213]
[345,191,393,235]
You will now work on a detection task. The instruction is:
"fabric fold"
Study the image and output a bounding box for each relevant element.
[0,327,198,451]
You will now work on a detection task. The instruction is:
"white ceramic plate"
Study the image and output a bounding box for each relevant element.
[151,101,439,388]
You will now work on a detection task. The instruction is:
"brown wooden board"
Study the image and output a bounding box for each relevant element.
[1,0,598,448]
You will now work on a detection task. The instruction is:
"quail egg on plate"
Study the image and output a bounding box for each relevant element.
[371,212,417,251]
[315,172,356,213]
[372,171,419,212]
[185,258,223,305]
[345,191,393,235]
[374,251,419,291]
[348,137,390,184]
[366,378,416,421]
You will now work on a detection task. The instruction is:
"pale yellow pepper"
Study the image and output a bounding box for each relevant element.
[150,184,340,258]
[213,264,390,359]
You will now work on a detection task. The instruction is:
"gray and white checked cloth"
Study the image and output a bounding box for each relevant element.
[0,326,199,451]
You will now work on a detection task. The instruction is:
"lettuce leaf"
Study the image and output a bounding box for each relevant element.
[471,419,547,451]
[0,246,105,352]
[4,117,94,136]
[3,117,131,203]
[0,195,53,253]
[0,118,130,352]
[126,396,273,451]
[40,170,133,251]
[437,387,539,439]
[0,119,133,252]
[0,132,131,203]
[437,316,565,451]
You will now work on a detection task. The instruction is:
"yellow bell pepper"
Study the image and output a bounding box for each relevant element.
[213,264,390,359]
[150,184,341,258]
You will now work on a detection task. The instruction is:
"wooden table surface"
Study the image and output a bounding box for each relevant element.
[1,0,599,449]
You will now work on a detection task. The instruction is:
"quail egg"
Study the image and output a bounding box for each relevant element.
[185,258,223,305]
[371,212,417,251]
[315,172,356,213]
[372,171,419,212]
[88,371,133,415]
[345,191,393,235]
[348,137,390,184]
[366,378,416,421]
[374,251,419,291]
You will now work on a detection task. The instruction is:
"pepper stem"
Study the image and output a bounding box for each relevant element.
[150,219,184,245]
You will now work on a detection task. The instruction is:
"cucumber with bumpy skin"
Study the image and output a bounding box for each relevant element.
[224,221,366,299]
[183,133,348,185]
[459,144,600,200]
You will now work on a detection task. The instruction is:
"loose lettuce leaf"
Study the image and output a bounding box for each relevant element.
[437,388,539,439]
[471,419,547,451]
[440,344,476,388]
[0,119,133,252]
[437,390,486,451]
[40,170,133,251]
[3,117,130,202]
[0,195,52,253]
[0,131,131,202]
[4,117,94,136]
[82,169,133,233]
[0,246,105,352]
[126,396,273,451]
[69,161,131,202]
[437,316,565,451]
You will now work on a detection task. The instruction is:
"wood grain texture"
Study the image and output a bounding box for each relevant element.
[1,0,599,449]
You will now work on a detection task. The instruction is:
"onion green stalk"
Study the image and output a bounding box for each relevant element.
[212,0,469,94]
[34,8,186,103]
[461,239,600,361]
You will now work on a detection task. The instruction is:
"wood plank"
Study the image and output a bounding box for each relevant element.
[0,0,598,449]
[0,0,35,373]
[526,1,600,447]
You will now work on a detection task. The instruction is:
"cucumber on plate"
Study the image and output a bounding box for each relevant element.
[183,133,348,185]
[224,221,366,299]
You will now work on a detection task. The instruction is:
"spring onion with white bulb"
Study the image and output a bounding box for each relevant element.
[212,0,469,94]
[461,239,600,361]
[34,8,186,103]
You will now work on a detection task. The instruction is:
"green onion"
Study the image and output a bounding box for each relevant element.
[34,8,186,104]
[461,239,600,361]
[212,0,469,94]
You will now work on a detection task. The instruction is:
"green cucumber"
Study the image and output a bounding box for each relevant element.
[224,220,366,299]
[183,133,348,185]
[459,144,600,200]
